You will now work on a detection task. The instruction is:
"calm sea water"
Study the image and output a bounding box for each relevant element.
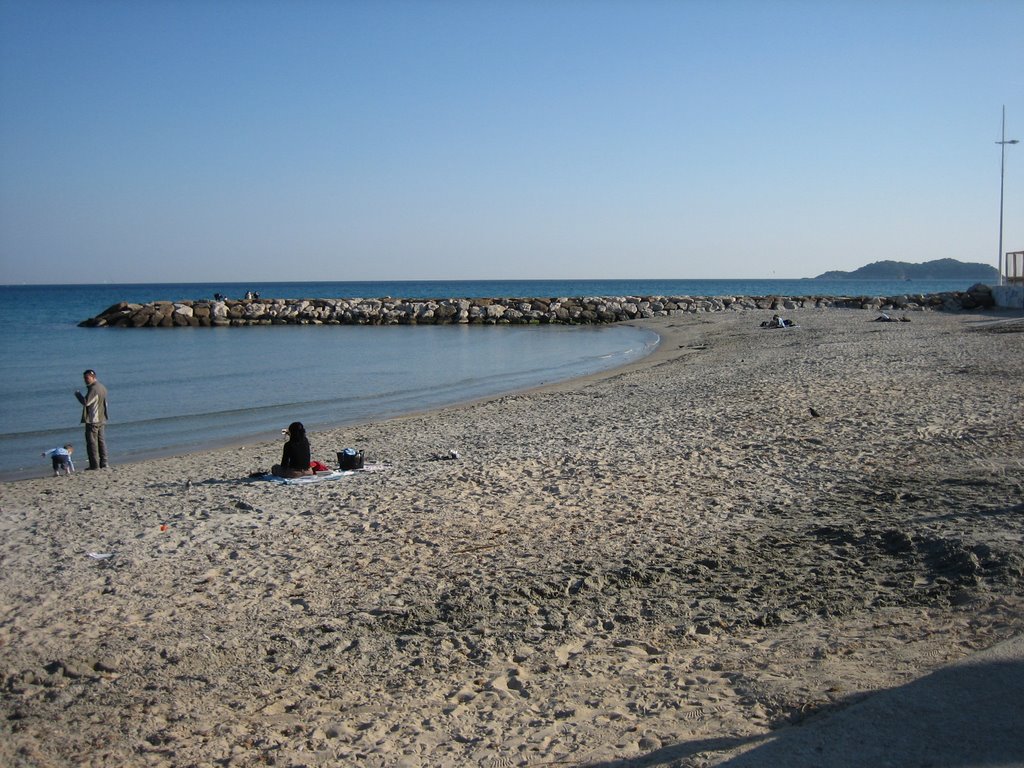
[0,278,976,480]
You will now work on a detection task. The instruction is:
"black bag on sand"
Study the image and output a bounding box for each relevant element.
[338,449,364,470]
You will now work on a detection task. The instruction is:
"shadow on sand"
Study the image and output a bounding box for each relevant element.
[583,635,1024,768]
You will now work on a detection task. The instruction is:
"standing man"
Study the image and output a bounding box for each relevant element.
[75,369,109,470]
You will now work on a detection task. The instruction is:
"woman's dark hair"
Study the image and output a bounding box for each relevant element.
[287,421,306,439]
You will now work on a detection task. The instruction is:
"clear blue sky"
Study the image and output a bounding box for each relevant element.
[1,0,1022,284]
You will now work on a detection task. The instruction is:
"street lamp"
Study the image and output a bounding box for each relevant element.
[997,105,1019,285]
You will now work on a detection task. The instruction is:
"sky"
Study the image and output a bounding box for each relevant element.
[1,0,1022,284]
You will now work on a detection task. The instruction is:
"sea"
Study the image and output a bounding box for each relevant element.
[0,278,978,480]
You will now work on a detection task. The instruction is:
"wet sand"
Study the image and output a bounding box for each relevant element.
[1,307,1022,767]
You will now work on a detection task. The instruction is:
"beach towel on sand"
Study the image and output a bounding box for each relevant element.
[257,464,386,485]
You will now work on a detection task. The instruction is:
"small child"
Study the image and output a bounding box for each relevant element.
[42,444,75,476]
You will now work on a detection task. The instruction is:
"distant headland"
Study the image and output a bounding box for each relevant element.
[813,258,997,281]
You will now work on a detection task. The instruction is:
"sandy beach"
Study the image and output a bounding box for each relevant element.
[1,307,1022,767]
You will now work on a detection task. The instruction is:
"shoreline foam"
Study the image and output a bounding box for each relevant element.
[1,308,1022,767]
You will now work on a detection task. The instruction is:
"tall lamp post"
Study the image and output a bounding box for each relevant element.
[997,105,1019,285]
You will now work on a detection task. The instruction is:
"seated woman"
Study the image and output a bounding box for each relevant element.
[761,314,791,328]
[271,421,314,478]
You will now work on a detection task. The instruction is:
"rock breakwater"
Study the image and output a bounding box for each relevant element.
[79,284,996,328]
